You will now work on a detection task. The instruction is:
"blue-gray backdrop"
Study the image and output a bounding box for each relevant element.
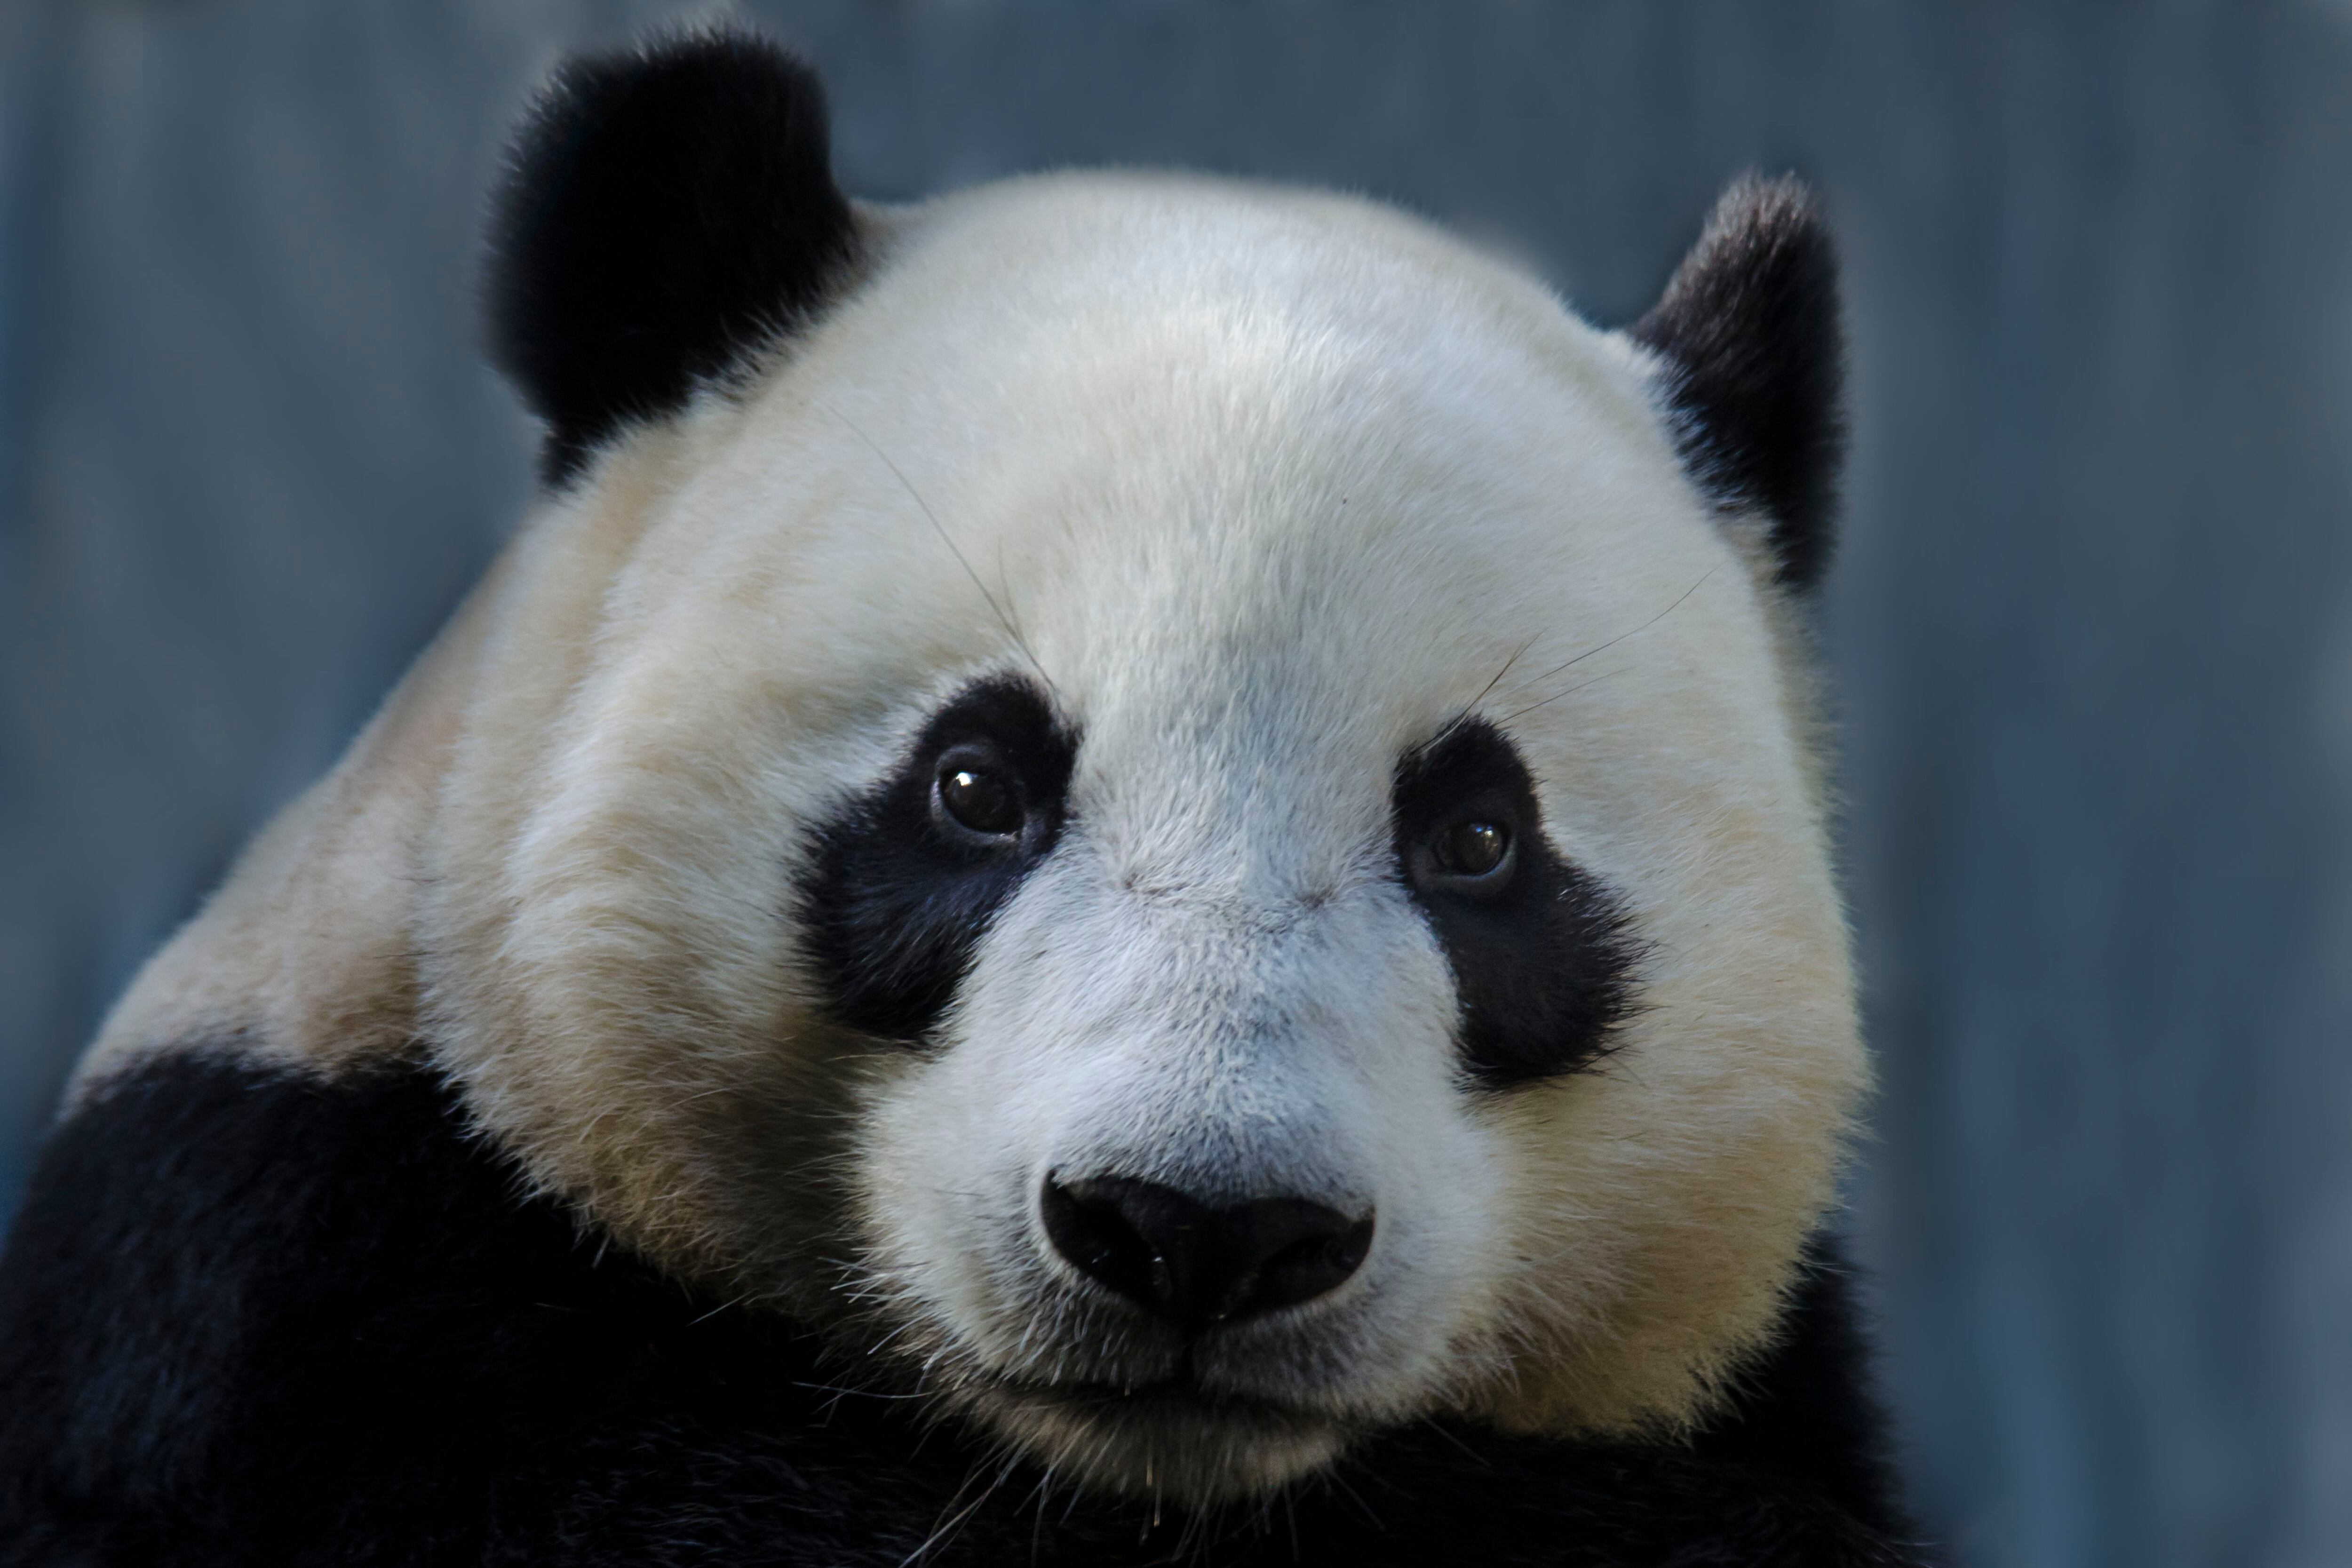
[5,4,2349,1565]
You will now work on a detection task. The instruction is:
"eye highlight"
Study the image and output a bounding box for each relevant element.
[1433,819,1513,882]
[935,748,1025,838]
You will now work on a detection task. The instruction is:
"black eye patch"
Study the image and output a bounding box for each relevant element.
[800,676,1077,1041]
[1391,718,1639,1087]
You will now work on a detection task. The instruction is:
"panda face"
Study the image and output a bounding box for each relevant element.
[839,668,1498,1497]
[414,166,1862,1507]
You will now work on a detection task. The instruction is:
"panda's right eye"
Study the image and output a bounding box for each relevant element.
[934,748,1025,839]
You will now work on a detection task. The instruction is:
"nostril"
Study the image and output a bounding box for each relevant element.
[1039,1174,1169,1312]
[1040,1173,1373,1330]
[1247,1210,1377,1318]
[1223,1199,1375,1321]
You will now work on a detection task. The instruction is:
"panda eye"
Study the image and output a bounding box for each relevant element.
[1426,817,1515,886]
[934,747,1026,839]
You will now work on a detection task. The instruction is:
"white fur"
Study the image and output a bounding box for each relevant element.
[83,172,1864,1505]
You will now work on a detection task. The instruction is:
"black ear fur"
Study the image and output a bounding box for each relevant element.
[485,31,857,486]
[1629,176,1844,591]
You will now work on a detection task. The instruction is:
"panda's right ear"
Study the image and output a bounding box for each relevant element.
[484,30,858,487]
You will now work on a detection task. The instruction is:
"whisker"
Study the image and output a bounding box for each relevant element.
[1417,1417,1492,1467]
[829,404,1060,698]
[1495,565,1718,719]
[1493,663,1637,727]
[1432,637,1538,748]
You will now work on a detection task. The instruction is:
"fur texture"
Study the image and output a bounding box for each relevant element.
[0,1053,1923,1566]
[16,26,1901,1554]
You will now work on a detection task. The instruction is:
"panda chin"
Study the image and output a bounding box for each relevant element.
[971,1373,1353,1504]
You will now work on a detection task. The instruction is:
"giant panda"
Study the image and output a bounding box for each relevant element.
[0,29,1924,1568]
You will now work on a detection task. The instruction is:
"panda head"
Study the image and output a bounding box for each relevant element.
[429,29,1859,1506]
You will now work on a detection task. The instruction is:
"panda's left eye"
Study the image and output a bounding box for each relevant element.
[1421,815,1516,891]
[935,747,1026,839]
[1435,819,1512,879]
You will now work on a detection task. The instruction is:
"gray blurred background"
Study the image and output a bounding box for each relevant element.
[6,2,2350,1564]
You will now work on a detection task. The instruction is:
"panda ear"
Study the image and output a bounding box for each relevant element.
[485,30,857,486]
[1627,175,1844,592]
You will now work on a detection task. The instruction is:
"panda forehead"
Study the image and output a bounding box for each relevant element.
[700,175,1688,570]
[843,177,1671,497]
[771,200,1684,598]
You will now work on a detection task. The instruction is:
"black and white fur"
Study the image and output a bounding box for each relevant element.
[0,30,1922,1566]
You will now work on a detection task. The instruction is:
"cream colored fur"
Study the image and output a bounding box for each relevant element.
[77,173,1864,1504]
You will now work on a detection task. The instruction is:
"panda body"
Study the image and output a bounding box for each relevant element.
[0,32,1922,1567]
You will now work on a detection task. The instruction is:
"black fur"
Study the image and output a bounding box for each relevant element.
[484,31,858,486]
[801,676,1079,1041]
[1392,719,1640,1087]
[0,1051,1927,1566]
[1629,176,1845,591]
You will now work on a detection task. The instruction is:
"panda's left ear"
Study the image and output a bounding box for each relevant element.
[485,29,858,486]
[1627,175,1844,592]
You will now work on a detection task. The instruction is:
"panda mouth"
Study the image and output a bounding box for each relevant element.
[980,1333,1343,1417]
[989,1369,1315,1423]
[988,1366,1356,1456]
[970,1364,1351,1502]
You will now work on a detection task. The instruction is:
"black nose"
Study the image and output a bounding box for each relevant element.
[1040,1174,1374,1329]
